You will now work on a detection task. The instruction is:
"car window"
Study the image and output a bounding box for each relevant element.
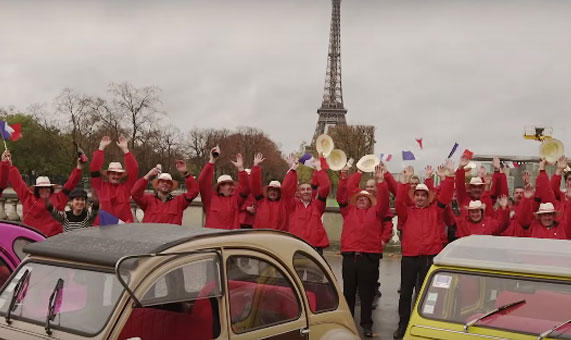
[120,254,222,340]
[0,262,125,335]
[0,256,11,287]
[420,270,571,338]
[293,251,338,313]
[226,256,301,334]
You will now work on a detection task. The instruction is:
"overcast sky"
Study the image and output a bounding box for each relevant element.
[1,0,570,171]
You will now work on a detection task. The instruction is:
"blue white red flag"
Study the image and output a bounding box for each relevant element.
[99,210,125,226]
[0,121,22,141]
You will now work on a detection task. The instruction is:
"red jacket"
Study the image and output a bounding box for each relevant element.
[198,162,249,230]
[0,161,8,196]
[287,169,330,248]
[455,168,494,218]
[396,177,454,257]
[338,180,390,253]
[90,150,139,224]
[238,194,256,226]
[515,197,571,239]
[9,165,81,236]
[251,166,296,231]
[455,208,510,238]
[131,174,199,225]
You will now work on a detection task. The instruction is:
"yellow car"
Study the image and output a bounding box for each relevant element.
[0,224,359,340]
[405,235,571,340]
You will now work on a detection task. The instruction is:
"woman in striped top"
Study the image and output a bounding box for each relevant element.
[47,188,99,233]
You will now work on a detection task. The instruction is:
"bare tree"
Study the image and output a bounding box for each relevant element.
[54,89,99,150]
[108,82,163,151]
[327,125,376,161]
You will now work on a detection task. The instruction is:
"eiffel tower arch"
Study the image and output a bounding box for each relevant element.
[311,0,347,148]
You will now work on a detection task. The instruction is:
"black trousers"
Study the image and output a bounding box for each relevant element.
[398,255,435,329]
[342,252,381,329]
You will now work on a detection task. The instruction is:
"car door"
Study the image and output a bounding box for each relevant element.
[224,250,309,340]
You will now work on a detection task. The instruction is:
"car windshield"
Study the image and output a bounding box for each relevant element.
[0,262,126,335]
[420,270,571,338]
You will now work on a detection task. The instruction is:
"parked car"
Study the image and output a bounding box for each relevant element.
[0,223,359,340]
[405,235,571,340]
[0,221,45,287]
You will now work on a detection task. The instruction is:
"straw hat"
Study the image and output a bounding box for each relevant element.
[326,149,348,171]
[356,154,380,173]
[215,174,235,191]
[466,200,486,211]
[263,180,282,197]
[103,162,127,178]
[316,134,334,158]
[350,190,377,206]
[33,176,56,187]
[534,202,560,217]
[468,177,485,186]
[408,183,435,204]
[152,173,179,191]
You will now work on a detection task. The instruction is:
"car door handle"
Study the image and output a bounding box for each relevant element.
[300,327,310,335]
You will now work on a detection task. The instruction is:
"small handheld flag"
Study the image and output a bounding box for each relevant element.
[99,210,125,226]
[461,149,474,160]
[298,153,315,168]
[447,142,459,159]
[416,138,423,150]
[0,122,22,150]
[385,154,392,162]
[402,150,416,161]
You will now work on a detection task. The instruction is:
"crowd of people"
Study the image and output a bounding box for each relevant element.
[0,135,570,338]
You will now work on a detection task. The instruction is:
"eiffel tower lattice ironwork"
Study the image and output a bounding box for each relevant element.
[311,0,347,147]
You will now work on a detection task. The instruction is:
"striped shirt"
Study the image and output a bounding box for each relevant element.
[48,202,100,233]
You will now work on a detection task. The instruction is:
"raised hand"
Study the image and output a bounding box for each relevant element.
[285,153,296,168]
[1,150,11,165]
[209,146,221,163]
[231,154,245,172]
[498,195,509,208]
[538,158,547,171]
[116,136,129,154]
[290,158,299,171]
[425,165,434,178]
[437,164,446,180]
[401,166,412,183]
[444,159,455,175]
[484,173,493,189]
[253,153,265,167]
[458,156,470,169]
[175,160,187,173]
[144,167,161,180]
[524,184,535,199]
[478,166,487,179]
[313,157,322,171]
[76,158,83,169]
[522,170,531,186]
[376,164,386,183]
[556,155,568,174]
[99,136,112,150]
[492,157,501,171]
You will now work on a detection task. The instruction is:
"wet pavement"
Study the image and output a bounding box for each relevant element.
[325,253,401,340]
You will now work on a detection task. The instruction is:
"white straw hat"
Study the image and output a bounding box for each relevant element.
[467,200,486,211]
[33,176,55,187]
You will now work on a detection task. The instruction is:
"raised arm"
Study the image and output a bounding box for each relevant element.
[536,160,557,205]
[281,167,297,199]
[552,155,568,202]
[131,174,153,211]
[395,182,410,227]
[516,186,535,229]
[250,153,265,200]
[8,165,32,201]
[116,136,139,190]
[198,148,218,212]
[90,136,111,191]
[45,202,66,224]
[52,160,83,210]
[347,171,363,196]
[455,156,470,205]
[0,157,9,195]
[312,159,330,214]
[375,165,390,218]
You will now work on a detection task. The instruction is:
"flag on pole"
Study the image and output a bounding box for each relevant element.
[402,150,416,161]
[416,138,423,150]
[0,121,22,141]
[447,142,459,159]
[298,153,315,168]
[99,210,125,226]
[380,153,384,161]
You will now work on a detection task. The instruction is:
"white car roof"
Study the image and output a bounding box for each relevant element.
[434,235,571,278]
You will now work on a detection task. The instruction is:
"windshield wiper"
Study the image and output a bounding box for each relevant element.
[537,319,571,340]
[5,269,30,324]
[45,278,64,335]
[464,299,526,332]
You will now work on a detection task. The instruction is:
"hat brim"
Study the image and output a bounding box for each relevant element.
[215,180,236,191]
[408,188,435,204]
[465,204,486,211]
[152,178,179,192]
[350,192,377,206]
[103,170,128,178]
[534,210,561,217]
[356,155,380,173]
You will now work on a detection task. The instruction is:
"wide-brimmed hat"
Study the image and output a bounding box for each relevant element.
[263,180,282,196]
[33,176,56,187]
[152,173,179,191]
[466,200,486,211]
[215,174,235,191]
[103,162,127,178]
[350,190,377,206]
[316,134,334,158]
[408,183,435,204]
[534,202,561,217]
[468,177,485,186]
[356,154,380,173]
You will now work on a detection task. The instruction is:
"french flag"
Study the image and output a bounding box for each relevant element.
[99,210,125,226]
[0,121,22,141]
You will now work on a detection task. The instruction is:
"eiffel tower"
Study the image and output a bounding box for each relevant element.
[310,0,347,147]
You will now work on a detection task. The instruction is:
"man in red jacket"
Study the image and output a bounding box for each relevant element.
[250,153,296,231]
[286,157,330,255]
[7,152,82,236]
[455,156,495,219]
[131,160,199,225]
[455,198,510,237]
[90,136,139,224]
[393,160,455,339]
[198,146,250,229]
[337,165,390,338]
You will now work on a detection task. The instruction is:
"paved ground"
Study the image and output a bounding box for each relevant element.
[325,253,401,340]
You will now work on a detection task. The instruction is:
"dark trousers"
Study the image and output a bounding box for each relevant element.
[398,255,434,329]
[342,252,381,329]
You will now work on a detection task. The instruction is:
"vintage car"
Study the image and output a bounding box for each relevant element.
[0,221,45,286]
[405,235,571,340]
[0,224,359,340]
